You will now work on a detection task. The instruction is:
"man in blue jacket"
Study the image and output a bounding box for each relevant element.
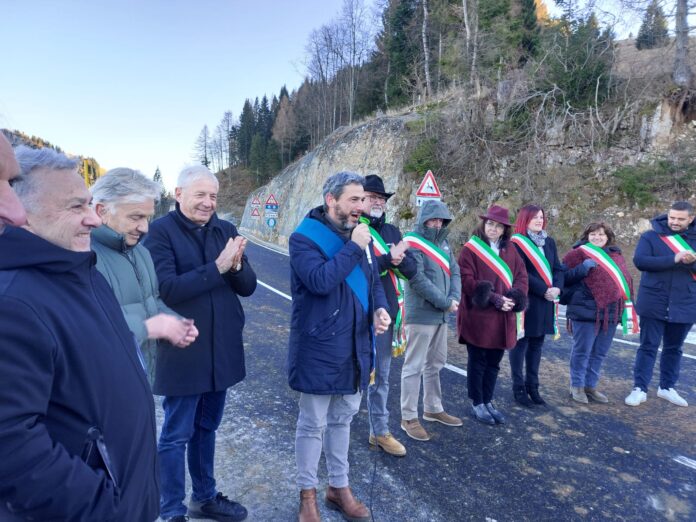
[289,172,390,522]
[0,146,159,521]
[144,165,256,522]
[625,201,696,408]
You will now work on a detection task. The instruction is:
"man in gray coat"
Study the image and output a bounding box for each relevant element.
[91,168,198,383]
[400,199,462,441]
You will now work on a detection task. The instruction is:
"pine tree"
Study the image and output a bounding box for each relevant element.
[238,100,255,166]
[520,0,540,63]
[636,0,669,50]
[249,133,266,184]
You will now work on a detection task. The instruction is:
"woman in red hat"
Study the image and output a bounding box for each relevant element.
[508,204,564,407]
[457,205,528,424]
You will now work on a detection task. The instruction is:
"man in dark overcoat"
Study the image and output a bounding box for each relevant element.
[0,146,159,521]
[625,201,696,408]
[145,165,257,522]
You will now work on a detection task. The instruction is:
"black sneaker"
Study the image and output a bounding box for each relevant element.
[188,493,248,522]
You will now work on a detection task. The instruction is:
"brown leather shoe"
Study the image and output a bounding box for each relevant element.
[423,410,463,426]
[368,433,407,457]
[325,486,370,522]
[299,488,321,522]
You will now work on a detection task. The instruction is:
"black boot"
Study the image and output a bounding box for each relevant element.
[513,385,534,408]
[526,384,546,405]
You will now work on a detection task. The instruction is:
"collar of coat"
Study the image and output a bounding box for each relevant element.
[173,203,222,232]
[92,224,133,253]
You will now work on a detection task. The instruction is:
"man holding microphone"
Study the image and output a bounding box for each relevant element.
[288,172,390,522]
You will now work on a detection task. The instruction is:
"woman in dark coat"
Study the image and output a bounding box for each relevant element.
[562,222,634,404]
[508,205,564,407]
[457,205,528,425]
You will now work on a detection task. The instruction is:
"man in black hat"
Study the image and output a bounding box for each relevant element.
[361,174,416,456]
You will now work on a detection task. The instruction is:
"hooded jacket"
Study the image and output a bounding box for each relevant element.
[633,213,696,324]
[0,226,158,522]
[92,224,180,383]
[287,206,388,394]
[404,200,461,325]
[362,212,417,319]
[143,205,257,396]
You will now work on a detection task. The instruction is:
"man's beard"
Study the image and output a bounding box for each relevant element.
[334,205,357,230]
[369,206,384,218]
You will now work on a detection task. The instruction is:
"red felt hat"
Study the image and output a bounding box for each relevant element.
[479,205,511,226]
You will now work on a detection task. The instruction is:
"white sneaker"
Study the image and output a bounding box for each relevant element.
[624,387,647,406]
[657,387,688,407]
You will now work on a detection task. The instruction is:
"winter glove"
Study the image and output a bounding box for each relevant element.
[490,293,506,310]
[582,258,597,275]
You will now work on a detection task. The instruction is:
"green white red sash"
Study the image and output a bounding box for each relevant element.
[578,244,639,334]
[464,235,524,339]
[403,232,451,276]
[511,234,560,340]
[360,217,407,357]
[660,234,696,281]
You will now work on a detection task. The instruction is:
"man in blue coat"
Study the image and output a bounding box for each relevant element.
[0,146,159,521]
[625,201,696,408]
[144,166,257,522]
[289,172,390,522]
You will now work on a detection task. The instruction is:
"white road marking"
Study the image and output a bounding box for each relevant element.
[673,455,696,471]
[445,363,468,377]
[258,280,292,301]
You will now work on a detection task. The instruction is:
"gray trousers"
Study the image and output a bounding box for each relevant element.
[400,323,447,420]
[295,391,361,490]
[366,324,394,436]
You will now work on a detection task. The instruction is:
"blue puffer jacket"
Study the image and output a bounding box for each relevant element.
[634,214,696,324]
[288,206,387,394]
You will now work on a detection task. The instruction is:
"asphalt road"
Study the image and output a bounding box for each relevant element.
[158,237,696,522]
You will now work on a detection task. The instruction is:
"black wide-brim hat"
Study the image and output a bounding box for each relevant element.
[363,174,394,199]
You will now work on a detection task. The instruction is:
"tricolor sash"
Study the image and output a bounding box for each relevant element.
[464,235,524,339]
[360,216,407,357]
[578,244,639,334]
[295,218,369,313]
[511,234,560,340]
[660,234,696,281]
[403,232,451,276]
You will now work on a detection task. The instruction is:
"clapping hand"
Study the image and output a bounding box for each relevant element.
[389,241,410,266]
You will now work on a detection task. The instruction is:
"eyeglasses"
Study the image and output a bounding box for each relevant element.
[365,195,387,203]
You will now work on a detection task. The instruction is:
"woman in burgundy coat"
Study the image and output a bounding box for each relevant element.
[457,205,528,425]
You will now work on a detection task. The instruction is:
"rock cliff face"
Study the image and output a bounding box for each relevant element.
[239,115,417,248]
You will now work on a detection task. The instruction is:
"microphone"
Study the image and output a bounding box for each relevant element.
[365,244,373,265]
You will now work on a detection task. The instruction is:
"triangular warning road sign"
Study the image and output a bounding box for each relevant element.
[251,207,260,217]
[251,196,261,206]
[266,194,278,205]
[416,170,441,197]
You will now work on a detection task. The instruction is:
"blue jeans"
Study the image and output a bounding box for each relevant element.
[508,335,545,388]
[633,317,692,392]
[367,324,393,436]
[569,321,616,388]
[158,390,227,518]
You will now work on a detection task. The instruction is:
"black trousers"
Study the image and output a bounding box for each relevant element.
[508,335,546,388]
[467,344,505,405]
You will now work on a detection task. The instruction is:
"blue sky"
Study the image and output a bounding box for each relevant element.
[0,0,365,190]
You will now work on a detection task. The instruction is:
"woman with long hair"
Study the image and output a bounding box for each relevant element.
[457,205,528,424]
[508,205,564,407]
[562,222,635,404]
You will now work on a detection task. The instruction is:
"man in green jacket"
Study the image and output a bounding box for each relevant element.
[91,168,198,383]
[400,199,462,441]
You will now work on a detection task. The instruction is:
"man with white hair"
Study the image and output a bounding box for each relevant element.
[91,168,199,384]
[144,165,256,522]
[0,146,159,521]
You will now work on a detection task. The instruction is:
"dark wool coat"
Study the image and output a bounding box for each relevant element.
[144,206,257,396]
[288,207,388,394]
[562,243,633,329]
[0,227,158,522]
[457,238,529,349]
[633,214,696,324]
[512,235,564,337]
[362,212,417,319]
